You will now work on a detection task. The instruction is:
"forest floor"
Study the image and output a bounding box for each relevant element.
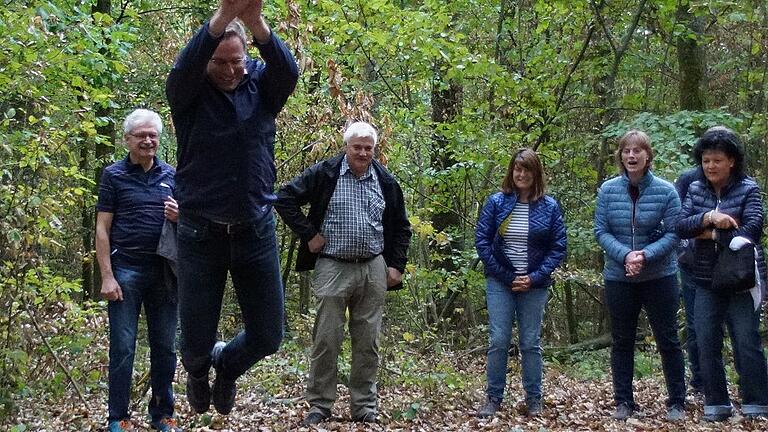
[5,307,768,432]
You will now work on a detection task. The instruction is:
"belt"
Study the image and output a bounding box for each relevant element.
[319,254,380,264]
[208,220,249,235]
[185,212,250,235]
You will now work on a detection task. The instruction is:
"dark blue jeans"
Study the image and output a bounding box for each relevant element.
[693,278,768,416]
[108,256,177,424]
[679,267,702,391]
[177,212,284,381]
[605,275,686,408]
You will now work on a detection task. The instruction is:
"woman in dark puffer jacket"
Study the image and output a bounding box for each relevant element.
[475,149,566,418]
[676,126,768,422]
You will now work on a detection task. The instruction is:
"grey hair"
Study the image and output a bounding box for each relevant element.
[224,20,248,50]
[123,109,162,135]
[343,122,378,145]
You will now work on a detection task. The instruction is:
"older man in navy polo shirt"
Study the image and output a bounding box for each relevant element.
[95,109,180,432]
[166,0,298,416]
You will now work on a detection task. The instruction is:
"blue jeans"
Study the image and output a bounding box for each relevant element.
[679,267,702,390]
[108,256,177,424]
[485,277,548,403]
[693,278,768,416]
[177,212,284,381]
[605,275,685,408]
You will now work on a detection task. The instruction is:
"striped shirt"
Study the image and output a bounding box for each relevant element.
[503,203,529,275]
[320,156,385,259]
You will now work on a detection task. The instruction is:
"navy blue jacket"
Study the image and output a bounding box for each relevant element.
[475,192,567,288]
[166,23,299,223]
[274,154,412,288]
[594,172,680,282]
[674,167,704,270]
[676,174,767,285]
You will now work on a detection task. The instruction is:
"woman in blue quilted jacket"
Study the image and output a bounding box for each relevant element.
[675,126,768,421]
[475,148,567,418]
[594,130,686,422]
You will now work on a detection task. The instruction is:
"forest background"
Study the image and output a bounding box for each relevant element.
[2,0,768,430]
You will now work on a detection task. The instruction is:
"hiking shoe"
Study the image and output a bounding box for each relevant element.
[108,419,133,432]
[301,410,330,426]
[152,417,183,432]
[211,341,236,414]
[666,404,685,422]
[526,399,542,417]
[186,372,210,414]
[702,413,730,422]
[476,398,500,418]
[353,412,378,423]
[612,403,633,420]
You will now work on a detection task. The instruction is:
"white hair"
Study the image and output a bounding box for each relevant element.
[343,122,378,145]
[123,109,162,135]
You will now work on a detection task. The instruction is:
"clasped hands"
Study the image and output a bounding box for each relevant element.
[510,275,531,292]
[624,250,645,277]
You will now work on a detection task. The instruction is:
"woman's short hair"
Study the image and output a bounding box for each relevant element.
[343,121,378,145]
[615,129,654,174]
[501,148,545,201]
[123,109,162,135]
[693,126,745,178]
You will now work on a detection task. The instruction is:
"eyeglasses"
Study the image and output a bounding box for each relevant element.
[209,57,246,69]
[129,132,159,140]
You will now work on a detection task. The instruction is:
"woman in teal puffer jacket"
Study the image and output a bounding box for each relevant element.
[594,130,686,422]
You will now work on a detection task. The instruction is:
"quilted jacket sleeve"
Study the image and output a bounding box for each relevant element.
[475,194,518,286]
[528,198,567,287]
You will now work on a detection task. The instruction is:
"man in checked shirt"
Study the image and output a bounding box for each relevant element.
[275,121,412,426]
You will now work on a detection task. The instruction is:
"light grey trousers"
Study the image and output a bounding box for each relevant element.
[305,255,387,418]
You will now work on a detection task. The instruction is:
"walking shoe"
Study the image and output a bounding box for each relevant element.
[152,417,183,432]
[353,412,378,423]
[702,413,730,422]
[186,372,210,414]
[612,403,633,420]
[526,399,542,417]
[301,410,330,426]
[476,398,500,418]
[211,341,236,414]
[108,419,133,432]
[666,404,685,422]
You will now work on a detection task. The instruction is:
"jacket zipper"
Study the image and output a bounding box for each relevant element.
[713,198,721,253]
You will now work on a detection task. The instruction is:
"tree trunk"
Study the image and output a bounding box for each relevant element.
[676,2,707,111]
[83,0,114,300]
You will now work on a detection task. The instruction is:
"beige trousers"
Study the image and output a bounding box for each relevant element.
[305,255,387,418]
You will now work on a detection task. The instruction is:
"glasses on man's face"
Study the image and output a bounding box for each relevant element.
[209,57,246,69]
[129,132,159,141]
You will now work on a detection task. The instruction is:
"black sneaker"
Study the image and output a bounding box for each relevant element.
[526,399,542,417]
[612,403,633,420]
[476,399,500,418]
[186,372,210,414]
[211,341,236,414]
[301,410,330,426]
[353,412,378,423]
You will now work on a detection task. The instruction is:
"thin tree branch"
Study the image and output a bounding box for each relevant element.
[589,0,617,55]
